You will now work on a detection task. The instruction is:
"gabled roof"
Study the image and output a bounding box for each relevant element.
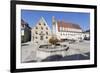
[32,17,51,31]
[57,21,82,29]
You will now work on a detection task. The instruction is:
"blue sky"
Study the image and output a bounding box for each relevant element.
[21,10,90,31]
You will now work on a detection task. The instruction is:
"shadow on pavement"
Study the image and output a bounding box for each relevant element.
[42,52,90,62]
[42,55,63,62]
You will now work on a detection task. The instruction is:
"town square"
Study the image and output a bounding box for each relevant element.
[21,10,90,63]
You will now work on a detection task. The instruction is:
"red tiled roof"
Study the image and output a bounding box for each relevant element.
[57,21,82,31]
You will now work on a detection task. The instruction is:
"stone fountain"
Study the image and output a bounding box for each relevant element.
[35,16,69,62]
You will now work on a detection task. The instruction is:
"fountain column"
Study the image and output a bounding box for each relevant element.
[52,16,57,38]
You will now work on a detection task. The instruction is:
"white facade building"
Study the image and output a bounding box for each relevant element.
[31,16,88,44]
[31,17,51,44]
[52,17,84,41]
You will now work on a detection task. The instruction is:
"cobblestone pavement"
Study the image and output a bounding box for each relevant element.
[21,40,90,63]
[21,42,38,62]
[64,41,90,56]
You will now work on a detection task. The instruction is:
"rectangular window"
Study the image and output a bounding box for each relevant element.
[40,36,43,40]
[41,27,43,30]
[46,36,48,39]
[46,32,48,35]
[60,27,63,31]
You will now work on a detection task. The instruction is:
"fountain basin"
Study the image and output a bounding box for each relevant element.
[36,44,69,61]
